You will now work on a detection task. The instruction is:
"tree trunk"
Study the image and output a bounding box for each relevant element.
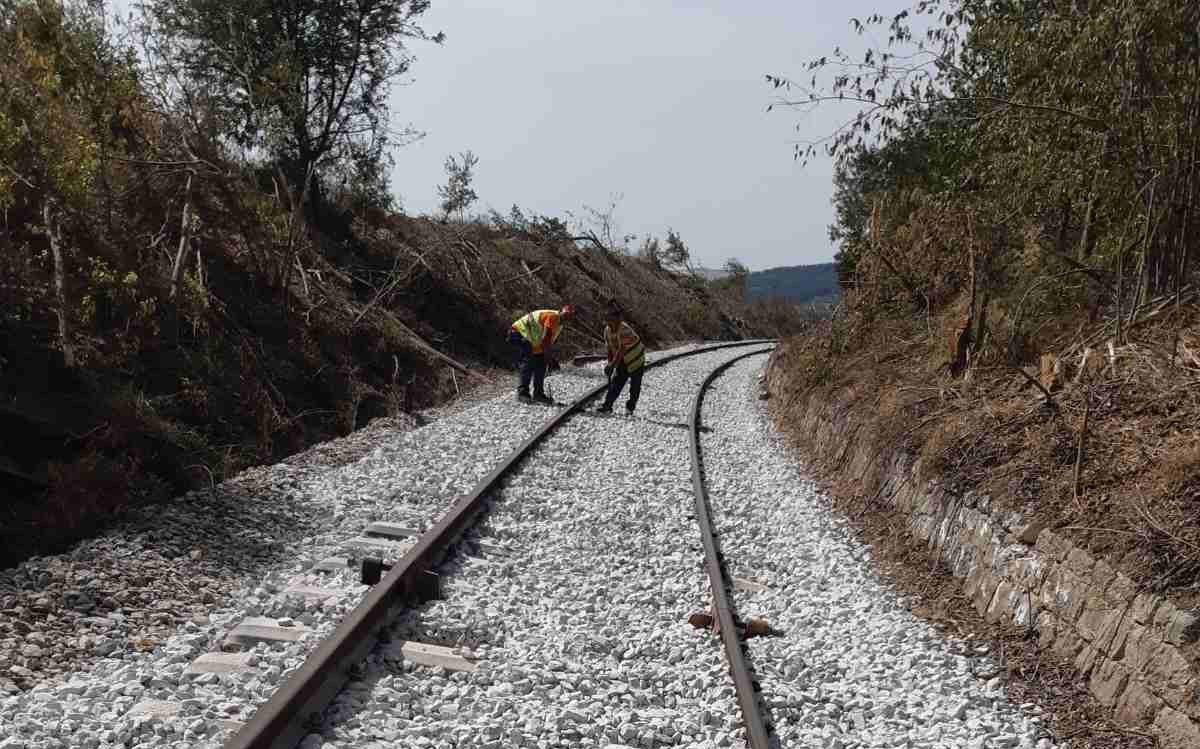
[169,171,195,299]
[1055,190,1071,257]
[44,202,74,368]
[1077,133,1108,260]
[274,161,315,316]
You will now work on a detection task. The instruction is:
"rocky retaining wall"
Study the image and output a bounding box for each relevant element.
[764,357,1200,749]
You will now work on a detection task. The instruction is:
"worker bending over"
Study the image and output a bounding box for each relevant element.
[508,304,575,403]
[596,302,645,415]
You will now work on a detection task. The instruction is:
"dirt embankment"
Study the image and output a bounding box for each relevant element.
[0,210,802,570]
[764,304,1200,748]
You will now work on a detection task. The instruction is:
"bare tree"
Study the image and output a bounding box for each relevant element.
[437,150,479,221]
[573,192,635,253]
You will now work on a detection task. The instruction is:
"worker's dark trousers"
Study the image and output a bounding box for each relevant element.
[603,364,643,413]
[508,330,546,396]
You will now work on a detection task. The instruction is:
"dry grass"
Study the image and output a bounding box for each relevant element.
[766,302,1200,746]
[770,293,1200,603]
[4,206,803,570]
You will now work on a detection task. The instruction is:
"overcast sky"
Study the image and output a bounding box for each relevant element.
[386,1,906,271]
[111,0,910,271]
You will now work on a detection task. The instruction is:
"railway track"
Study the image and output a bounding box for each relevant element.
[224,341,776,749]
[0,341,773,749]
[687,349,774,749]
[0,342,1062,749]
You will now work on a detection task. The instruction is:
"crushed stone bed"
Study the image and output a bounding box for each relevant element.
[307,347,753,749]
[0,346,1060,749]
[698,356,1055,749]
[0,344,712,749]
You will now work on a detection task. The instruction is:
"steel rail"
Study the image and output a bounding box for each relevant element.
[226,338,775,749]
[687,346,776,749]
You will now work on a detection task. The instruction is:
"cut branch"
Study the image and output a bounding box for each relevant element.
[168,170,195,299]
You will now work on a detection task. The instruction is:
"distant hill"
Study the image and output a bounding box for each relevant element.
[745,262,840,306]
[691,267,731,281]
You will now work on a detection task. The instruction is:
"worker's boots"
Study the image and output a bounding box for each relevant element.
[532,393,553,405]
[517,390,532,403]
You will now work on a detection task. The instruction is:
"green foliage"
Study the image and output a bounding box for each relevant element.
[331,140,397,215]
[139,0,441,189]
[709,257,750,300]
[723,257,749,277]
[0,0,139,207]
[777,0,1200,360]
[0,0,156,365]
[829,101,970,285]
[662,229,690,268]
[487,204,572,243]
[437,150,479,220]
[636,228,689,270]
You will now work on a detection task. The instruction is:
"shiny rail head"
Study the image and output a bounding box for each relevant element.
[686,345,776,749]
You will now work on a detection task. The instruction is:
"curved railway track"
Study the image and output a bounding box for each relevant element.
[687,349,774,749]
[2,343,1059,749]
[226,341,776,749]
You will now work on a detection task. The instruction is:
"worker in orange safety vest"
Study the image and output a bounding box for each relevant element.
[508,304,575,403]
[595,300,645,415]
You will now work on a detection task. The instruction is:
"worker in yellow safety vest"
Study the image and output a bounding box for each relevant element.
[508,304,576,403]
[596,300,645,415]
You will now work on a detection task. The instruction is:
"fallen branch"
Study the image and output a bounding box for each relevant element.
[1133,500,1200,556]
[0,157,37,190]
[1066,287,1196,358]
[351,252,428,329]
[1009,363,1057,409]
[570,232,607,252]
[1057,525,1139,536]
[496,263,544,285]
[1072,389,1091,500]
[168,170,195,299]
[392,318,487,381]
[185,463,216,491]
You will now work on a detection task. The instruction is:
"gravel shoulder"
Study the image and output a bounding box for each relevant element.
[697,356,1055,749]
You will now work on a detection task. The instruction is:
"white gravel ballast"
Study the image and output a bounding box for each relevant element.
[307,347,762,749]
[0,344,1058,749]
[698,356,1056,749]
[0,343,718,749]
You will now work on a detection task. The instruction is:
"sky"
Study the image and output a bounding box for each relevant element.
[108,0,915,271]
[383,1,910,271]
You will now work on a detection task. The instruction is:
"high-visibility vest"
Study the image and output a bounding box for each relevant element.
[511,310,562,354]
[605,322,644,372]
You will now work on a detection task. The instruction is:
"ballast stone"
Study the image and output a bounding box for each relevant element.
[692,355,1055,749]
[312,348,757,749]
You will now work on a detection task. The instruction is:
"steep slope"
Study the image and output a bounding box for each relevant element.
[0,206,799,569]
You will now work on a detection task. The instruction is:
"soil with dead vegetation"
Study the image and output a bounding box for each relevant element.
[766,296,1200,747]
[1,211,802,571]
